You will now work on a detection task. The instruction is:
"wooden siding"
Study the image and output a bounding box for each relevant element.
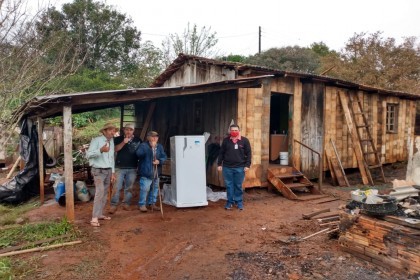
[162,61,236,87]
[323,88,416,171]
[300,82,324,178]
[134,91,237,186]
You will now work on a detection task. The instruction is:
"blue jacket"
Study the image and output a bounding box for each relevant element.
[136,142,167,179]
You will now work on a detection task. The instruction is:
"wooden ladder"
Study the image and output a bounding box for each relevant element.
[338,91,385,185]
[267,166,326,201]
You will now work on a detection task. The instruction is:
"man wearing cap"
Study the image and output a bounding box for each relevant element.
[109,123,142,214]
[86,122,117,227]
[136,131,167,212]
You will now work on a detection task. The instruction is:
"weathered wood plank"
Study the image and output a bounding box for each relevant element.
[63,105,74,222]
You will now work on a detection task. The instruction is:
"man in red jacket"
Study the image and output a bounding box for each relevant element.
[217,124,251,210]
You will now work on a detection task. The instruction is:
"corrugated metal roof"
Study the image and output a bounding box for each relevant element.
[151,53,419,99]
[15,75,269,119]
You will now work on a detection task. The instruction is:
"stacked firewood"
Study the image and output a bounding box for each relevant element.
[339,212,420,275]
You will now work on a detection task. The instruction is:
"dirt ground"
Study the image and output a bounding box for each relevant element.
[10,163,418,279]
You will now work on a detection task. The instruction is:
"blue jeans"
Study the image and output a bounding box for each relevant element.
[222,167,245,208]
[110,168,137,206]
[138,176,159,206]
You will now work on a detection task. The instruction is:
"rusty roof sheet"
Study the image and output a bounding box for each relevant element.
[151,53,419,99]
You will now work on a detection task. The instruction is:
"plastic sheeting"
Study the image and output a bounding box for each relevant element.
[0,119,40,204]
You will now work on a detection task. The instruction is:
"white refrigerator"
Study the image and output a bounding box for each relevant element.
[170,135,208,207]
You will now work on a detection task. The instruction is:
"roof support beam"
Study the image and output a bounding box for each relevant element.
[63,105,75,222]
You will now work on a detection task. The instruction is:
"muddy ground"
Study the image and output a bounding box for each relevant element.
[8,163,419,279]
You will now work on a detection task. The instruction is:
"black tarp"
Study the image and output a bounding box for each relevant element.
[0,119,40,204]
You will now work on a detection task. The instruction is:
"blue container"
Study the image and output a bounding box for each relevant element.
[55,182,65,202]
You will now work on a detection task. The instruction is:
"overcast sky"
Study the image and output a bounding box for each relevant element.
[45,0,420,56]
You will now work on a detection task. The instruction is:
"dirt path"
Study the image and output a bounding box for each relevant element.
[20,182,413,280]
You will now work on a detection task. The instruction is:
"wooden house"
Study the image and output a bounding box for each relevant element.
[13,53,420,219]
[133,54,419,196]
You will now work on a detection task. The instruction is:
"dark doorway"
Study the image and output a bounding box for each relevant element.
[269,94,290,162]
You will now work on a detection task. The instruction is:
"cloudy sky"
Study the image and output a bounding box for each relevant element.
[45,0,420,56]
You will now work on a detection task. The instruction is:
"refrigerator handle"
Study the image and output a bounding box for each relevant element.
[183,137,187,157]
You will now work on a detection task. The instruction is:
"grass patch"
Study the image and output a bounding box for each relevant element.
[0,200,39,227]
[0,217,77,279]
[0,256,41,279]
[0,218,76,249]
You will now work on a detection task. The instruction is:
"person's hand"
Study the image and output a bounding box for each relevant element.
[100,142,110,153]
[123,137,131,144]
[244,167,250,172]
[153,159,160,165]
[111,173,116,183]
[217,166,222,172]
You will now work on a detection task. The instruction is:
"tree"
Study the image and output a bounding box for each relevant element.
[36,0,142,74]
[319,32,420,94]
[124,40,164,88]
[310,41,335,57]
[245,46,321,73]
[161,23,219,67]
[0,0,81,129]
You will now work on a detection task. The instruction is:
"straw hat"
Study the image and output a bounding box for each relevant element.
[99,123,117,133]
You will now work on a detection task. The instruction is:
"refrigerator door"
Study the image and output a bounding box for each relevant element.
[170,136,208,207]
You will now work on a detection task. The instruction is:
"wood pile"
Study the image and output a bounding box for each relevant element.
[339,212,420,275]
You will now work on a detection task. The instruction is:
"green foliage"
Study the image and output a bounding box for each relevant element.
[46,108,119,131]
[0,256,41,280]
[73,115,120,146]
[218,54,247,63]
[310,41,335,57]
[37,0,142,74]
[320,32,420,93]
[0,257,12,280]
[0,218,75,249]
[59,69,126,93]
[245,46,321,73]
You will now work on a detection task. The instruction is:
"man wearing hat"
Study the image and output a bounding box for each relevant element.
[86,122,117,227]
[136,131,167,212]
[109,123,142,214]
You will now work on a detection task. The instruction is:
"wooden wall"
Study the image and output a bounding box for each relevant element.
[135,91,237,186]
[323,87,416,170]
[300,82,324,178]
[162,61,236,87]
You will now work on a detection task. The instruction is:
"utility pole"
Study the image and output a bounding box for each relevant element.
[258,26,261,54]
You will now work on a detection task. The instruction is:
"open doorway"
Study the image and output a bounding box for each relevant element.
[269,94,290,163]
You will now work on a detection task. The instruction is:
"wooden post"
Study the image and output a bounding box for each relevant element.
[37,117,45,205]
[63,106,74,222]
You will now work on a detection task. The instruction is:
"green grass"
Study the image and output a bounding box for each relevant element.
[0,200,39,226]
[0,216,77,280]
[0,218,76,249]
[0,256,41,280]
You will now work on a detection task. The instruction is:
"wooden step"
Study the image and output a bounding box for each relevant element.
[286,183,314,188]
[276,173,304,179]
[356,124,370,128]
[368,164,383,169]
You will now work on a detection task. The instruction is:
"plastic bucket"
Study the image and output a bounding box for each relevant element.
[279,152,288,165]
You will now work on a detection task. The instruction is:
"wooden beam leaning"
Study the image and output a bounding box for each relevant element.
[140,102,156,141]
[63,106,75,222]
[337,91,370,185]
[37,117,45,205]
